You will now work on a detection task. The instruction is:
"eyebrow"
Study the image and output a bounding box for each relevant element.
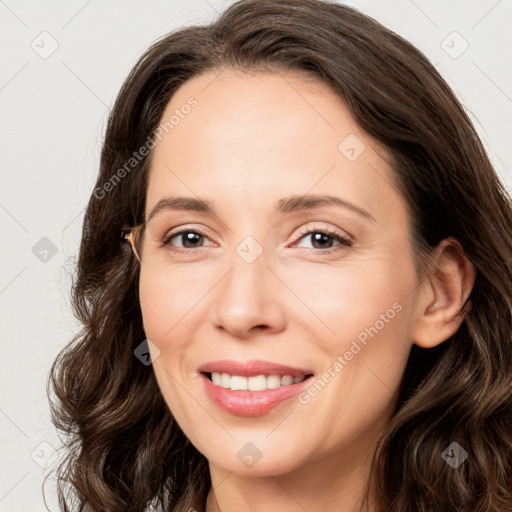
[146,194,375,223]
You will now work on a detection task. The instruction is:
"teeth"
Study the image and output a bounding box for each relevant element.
[248,375,267,391]
[220,372,230,388]
[210,372,307,391]
[212,372,221,386]
[281,375,294,386]
[230,375,247,390]
[266,375,281,389]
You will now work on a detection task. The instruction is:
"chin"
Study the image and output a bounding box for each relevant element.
[197,434,310,477]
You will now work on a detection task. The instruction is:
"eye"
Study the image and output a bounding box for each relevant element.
[160,226,352,254]
[292,226,352,253]
[162,229,214,251]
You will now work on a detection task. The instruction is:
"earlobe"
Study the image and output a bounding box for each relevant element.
[412,238,475,349]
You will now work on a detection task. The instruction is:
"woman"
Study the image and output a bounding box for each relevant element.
[47,0,512,511]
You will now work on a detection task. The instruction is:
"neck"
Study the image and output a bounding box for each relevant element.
[204,441,380,512]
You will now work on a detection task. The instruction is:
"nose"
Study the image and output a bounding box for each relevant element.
[210,248,287,340]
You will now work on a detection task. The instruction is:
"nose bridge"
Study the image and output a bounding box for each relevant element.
[211,239,286,337]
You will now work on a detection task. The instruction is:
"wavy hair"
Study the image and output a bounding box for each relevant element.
[46,1,512,511]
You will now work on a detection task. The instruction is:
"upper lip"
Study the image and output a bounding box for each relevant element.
[198,359,314,378]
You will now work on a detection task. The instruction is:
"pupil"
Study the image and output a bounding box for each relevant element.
[179,232,333,249]
[312,232,331,249]
[183,232,202,248]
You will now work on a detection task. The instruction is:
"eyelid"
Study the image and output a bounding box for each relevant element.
[161,222,216,240]
[287,226,352,255]
[162,225,215,247]
[292,223,353,243]
[161,222,353,253]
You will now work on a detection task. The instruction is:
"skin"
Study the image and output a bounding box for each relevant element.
[138,68,475,512]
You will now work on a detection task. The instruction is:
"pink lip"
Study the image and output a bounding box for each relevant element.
[198,359,314,417]
[198,359,313,378]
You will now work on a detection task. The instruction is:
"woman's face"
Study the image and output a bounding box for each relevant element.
[139,68,422,478]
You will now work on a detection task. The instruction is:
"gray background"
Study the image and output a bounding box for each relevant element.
[1,0,511,510]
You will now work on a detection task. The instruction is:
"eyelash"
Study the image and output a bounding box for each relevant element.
[161,226,352,255]
[294,226,353,253]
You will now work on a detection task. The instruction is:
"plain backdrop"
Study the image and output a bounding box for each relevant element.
[1,0,511,510]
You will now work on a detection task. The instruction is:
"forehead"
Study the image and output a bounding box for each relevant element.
[156,68,363,157]
[145,68,404,228]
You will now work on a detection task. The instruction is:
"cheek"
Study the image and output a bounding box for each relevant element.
[138,267,202,346]
[139,277,171,343]
[138,271,198,421]
[287,256,414,352]
[297,257,415,413]
[289,268,414,451]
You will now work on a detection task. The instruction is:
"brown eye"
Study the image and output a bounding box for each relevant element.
[162,229,214,251]
[294,228,352,253]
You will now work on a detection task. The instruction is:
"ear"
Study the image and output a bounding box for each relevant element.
[412,238,475,349]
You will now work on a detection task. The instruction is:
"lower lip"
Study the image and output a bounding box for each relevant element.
[201,373,313,417]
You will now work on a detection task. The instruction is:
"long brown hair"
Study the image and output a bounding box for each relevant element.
[46,1,512,511]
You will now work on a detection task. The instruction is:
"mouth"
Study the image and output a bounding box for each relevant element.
[197,359,315,417]
[202,371,312,390]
